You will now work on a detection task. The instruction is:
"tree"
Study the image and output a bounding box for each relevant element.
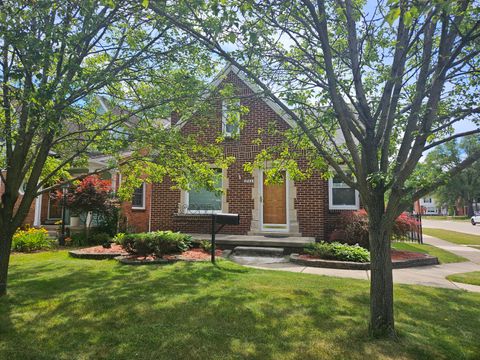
[0,0,225,296]
[150,0,480,336]
[421,136,480,216]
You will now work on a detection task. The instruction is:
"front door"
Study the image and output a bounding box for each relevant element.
[261,172,287,232]
[48,194,62,219]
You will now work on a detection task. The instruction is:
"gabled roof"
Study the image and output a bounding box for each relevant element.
[176,64,296,129]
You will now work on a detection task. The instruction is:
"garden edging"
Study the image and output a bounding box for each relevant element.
[290,253,439,270]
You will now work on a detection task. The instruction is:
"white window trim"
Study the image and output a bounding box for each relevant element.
[328,174,360,211]
[132,182,146,210]
[222,99,240,138]
[185,171,224,214]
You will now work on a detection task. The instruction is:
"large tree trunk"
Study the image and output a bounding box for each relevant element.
[0,228,14,297]
[368,202,395,338]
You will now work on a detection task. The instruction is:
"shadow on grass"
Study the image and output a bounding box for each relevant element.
[1,252,479,359]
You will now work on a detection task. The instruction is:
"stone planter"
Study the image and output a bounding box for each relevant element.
[70,216,81,227]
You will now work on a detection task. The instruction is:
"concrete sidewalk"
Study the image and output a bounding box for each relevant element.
[243,235,480,292]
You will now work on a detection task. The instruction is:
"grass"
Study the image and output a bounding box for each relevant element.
[1,251,479,360]
[447,271,480,287]
[422,216,469,221]
[391,242,468,264]
[423,229,480,245]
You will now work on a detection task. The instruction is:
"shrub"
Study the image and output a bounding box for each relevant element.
[117,231,192,257]
[88,232,111,246]
[12,227,54,252]
[70,232,88,247]
[305,241,370,263]
[199,239,212,252]
[113,233,126,244]
[329,209,420,249]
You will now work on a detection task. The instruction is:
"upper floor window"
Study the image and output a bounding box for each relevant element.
[423,198,432,203]
[186,169,223,213]
[222,99,240,137]
[132,183,145,209]
[328,172,359,210]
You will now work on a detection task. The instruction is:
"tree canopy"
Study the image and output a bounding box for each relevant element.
[149,0,480,336]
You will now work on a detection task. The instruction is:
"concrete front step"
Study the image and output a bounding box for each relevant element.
[190,233,315,249]
[233,246,285,257]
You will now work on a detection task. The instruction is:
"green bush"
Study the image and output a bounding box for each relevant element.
[113,232,126,244]
[305,242,370,263]
[117,231,192,257]
[12,227,55,252]
[199,239,212,252]
[89,232,111,246]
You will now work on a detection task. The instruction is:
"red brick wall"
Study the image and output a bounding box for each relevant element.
[146,71,334,238]
[119,182,152,233]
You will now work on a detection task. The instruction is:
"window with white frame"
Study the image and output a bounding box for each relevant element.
[329,172,359,210]
[222,99,240,137]
[186,169,223,213]
[423,197,432,203]
[131,183,145,209]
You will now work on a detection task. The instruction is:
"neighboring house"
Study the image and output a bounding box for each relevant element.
[414,197,443,215]
[119,65,359,239]
[20,65,360,240]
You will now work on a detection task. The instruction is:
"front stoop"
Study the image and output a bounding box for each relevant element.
[233,246,285,257]
[190,233,315,253]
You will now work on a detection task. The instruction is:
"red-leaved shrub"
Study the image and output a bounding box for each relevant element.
[329,209,420,249]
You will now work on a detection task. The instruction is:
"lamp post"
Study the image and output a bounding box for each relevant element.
[59,183,69,246]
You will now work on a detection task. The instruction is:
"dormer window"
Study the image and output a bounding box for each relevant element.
[222,99,240,137]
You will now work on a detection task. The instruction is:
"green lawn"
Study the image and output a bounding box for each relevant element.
[422,216,469,221]
[1,251,480,360]
[447,271,480,287]
[391,242,468,264]
[423,228,480,245]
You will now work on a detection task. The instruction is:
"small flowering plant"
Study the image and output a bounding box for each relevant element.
[12,227,54,252]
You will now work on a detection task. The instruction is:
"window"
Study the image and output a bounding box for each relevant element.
[423,198,432,203]
[328,173,359,210]
[132,183,145,209]
[186,169,223,213]
[222,99,240,137]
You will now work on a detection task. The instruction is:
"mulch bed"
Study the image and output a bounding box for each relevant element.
[68,244,223,264]
[116,248,223,265]
[69,244,128,259]
[292,249,439,270]
[297,249,429,262]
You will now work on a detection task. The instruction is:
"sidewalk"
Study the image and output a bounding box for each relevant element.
[243,235,480,292]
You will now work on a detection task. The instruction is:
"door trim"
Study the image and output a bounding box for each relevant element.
[259,171,289,233]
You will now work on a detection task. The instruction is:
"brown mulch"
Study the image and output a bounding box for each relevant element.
[74,244,128,255]
[77,244,222,261]
[164,248,223,260]
[391,249,428,261]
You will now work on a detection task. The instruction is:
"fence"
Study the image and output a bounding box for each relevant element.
[395,213,423,244]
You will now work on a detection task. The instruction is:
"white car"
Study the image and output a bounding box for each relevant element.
[472,215,480,225]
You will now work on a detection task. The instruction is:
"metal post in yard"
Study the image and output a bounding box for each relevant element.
[211,214,216,264]
[59,185,68,246]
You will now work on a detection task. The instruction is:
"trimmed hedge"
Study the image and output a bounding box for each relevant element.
[115,231,192,257]
[304,241,370,263]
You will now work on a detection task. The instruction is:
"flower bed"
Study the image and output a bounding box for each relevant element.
[69,244,128,260]
[69,243,224,264]
[116,248,224,265]
[290,249,439,270]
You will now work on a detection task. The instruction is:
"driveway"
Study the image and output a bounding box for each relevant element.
[422,219,480,235]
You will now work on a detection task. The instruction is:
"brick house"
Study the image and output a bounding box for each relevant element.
[119,65,360,240]
[19,65,359,240]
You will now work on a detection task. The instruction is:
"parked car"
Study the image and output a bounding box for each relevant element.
[472,215,480,225]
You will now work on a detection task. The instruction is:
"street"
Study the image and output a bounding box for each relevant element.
[422,219,480,235]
